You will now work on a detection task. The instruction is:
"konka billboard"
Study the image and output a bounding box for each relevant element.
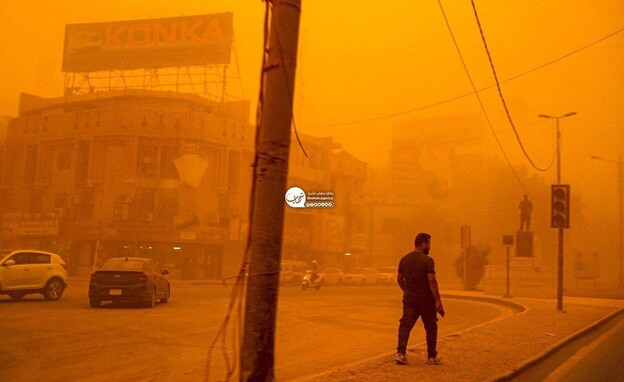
[62,13,233,72]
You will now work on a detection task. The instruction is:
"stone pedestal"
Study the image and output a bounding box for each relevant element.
[516,231,533,257]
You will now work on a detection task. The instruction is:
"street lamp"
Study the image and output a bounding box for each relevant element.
[538,112,577,183]
[590,155,623,286]
[538,112,577,311]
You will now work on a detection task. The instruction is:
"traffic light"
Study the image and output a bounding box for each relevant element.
[551,184,570,229]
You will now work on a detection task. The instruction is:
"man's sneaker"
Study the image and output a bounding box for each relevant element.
[426,356,442,365]
[395,353,407,365]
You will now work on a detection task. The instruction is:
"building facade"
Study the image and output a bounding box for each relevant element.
[0,90,253,278]
[284,134,369,270]
[0,91,370,278]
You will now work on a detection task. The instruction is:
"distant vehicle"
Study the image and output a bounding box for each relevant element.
[319,266,345,285]
[88,257,170,308]
[343,268,380,285]
[301,270,324,290]
[0,249,67,301]
[280,260,307,286]
[377,267,398,285]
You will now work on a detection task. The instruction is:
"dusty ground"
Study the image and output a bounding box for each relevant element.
[300,298,619,382]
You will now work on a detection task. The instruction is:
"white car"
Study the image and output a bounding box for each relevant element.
[319,266,345,285]
[343,268,380,285]
[0,250,68,301]
[377,267,398,284]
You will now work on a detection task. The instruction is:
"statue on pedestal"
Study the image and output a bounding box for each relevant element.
[519,194,533,232]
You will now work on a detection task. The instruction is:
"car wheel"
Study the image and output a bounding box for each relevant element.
[43,279,65,301]
[145,287,156,308]
[89,298,101,308]
[8,292,26,300]
[337,278,343,285]
[160,285,170,303]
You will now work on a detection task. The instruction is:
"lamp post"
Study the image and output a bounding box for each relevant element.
[538,112,577,311]
[590,154,623,286]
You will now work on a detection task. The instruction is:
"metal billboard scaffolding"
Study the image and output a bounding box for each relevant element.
[61,13,244,101]
[63,63,243,102]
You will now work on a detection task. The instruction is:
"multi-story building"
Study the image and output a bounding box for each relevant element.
[0,91,370,278]
[284,134,368,269]
[0,89,253,278]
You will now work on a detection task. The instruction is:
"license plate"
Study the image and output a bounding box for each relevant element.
[109,289,122,296]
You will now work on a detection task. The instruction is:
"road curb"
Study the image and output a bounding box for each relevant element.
[488,306,624,382]
[440,293,527,314]
[293,293,528,382]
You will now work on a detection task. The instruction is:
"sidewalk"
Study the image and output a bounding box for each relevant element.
[297,291,624,382]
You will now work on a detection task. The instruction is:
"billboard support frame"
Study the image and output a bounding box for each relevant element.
[63,64,238,102]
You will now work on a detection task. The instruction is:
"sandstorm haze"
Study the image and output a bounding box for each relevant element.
[0,0,623,284]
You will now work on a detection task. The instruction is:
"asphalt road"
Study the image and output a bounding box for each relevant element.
[514,312,624,382]
[0,281,510,381]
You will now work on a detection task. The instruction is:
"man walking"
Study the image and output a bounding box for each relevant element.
[395,233,444,365]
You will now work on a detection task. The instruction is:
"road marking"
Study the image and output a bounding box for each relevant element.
[543,316,624,382]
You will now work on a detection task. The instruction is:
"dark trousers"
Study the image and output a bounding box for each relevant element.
[397,297,438,357]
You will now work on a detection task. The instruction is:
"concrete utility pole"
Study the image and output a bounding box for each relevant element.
[241,1,301,381]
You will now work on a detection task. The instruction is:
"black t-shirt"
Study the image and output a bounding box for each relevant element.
[398,251,435,301]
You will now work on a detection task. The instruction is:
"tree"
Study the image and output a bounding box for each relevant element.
[454,245,490,290]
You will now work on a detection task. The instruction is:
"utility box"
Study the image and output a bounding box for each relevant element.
[516,231,533,257]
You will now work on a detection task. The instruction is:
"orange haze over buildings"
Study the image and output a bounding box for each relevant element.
[0,1,623,280]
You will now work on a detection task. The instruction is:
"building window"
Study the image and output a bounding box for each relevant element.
[157,190,178,221]
[159,146,179,179]
[79,188,95,218]
[58,150,71,171]
[228,150,240,192]
[75,141,90,185]
[138,145,158,178]
[24,145,38,187]
[3,147,22,188]
[113,196,133,221]
[137,189,155,222]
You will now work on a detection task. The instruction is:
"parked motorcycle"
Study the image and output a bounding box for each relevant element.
[301,270,324,290]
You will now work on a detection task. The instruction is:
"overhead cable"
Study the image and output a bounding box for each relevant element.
[304,24,624,130]
[470,0,553,172]
[437,0,530,194]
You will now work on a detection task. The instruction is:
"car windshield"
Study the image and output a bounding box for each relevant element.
[101,258,145,270]
[0,250,12,261]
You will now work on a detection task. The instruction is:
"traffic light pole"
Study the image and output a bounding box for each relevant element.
[556,117,564,311]
[541,112,576,312]
[557,228,564,310]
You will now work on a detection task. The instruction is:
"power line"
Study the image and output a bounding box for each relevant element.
[470,0,553,172]
[304,24,624,130]
[437,0,530,194]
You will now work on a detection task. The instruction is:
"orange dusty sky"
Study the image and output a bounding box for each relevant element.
[0,0,623,216]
